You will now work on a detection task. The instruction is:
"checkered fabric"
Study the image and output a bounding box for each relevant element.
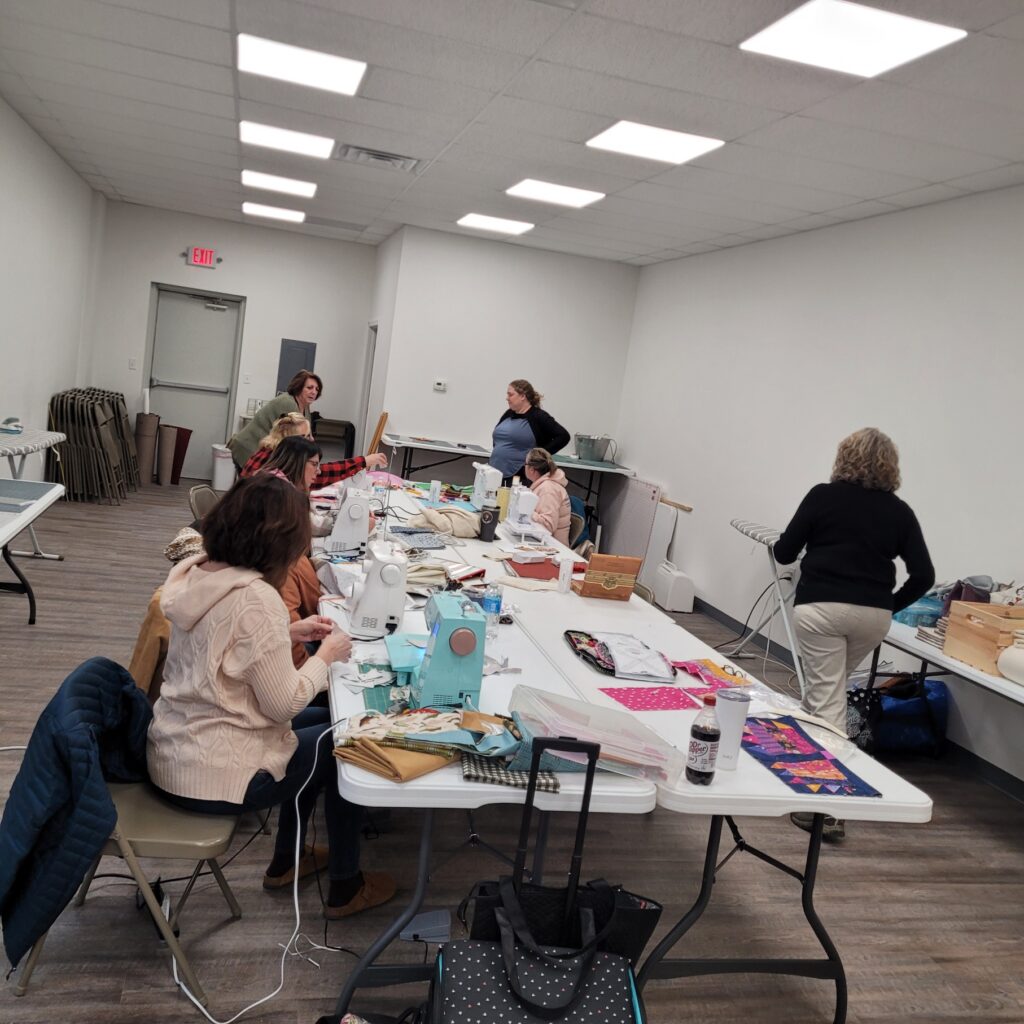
[461,753,560,793]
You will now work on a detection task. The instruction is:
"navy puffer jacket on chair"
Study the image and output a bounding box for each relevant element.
[0,657,151,968]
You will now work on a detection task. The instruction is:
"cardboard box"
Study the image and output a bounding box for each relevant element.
[571,554,642,601]
[943,601,1024,676]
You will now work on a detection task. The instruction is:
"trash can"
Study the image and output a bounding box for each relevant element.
[212,443,236,491]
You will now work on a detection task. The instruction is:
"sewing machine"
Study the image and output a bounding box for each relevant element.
[502,486,547,541]
[471,462,501,511]
[325,487,372,554]
[410,592,485,709]
[348,540,408,638]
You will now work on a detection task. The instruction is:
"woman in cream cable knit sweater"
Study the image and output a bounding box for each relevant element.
[147,474,395,918]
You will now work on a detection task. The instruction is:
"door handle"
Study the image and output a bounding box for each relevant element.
[149,376,230,391]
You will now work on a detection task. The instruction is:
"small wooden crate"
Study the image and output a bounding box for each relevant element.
[571,554,642,601]
[943,601,1024,676]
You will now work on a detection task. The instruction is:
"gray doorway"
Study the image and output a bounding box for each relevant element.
[149,287,243,480]
[277,339,317,394]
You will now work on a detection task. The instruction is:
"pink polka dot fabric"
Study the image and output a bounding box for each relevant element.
[599,686,699,711]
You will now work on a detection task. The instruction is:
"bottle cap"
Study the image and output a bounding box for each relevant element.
[702,694,717,706]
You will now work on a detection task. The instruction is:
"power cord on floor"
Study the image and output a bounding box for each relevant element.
[713,583,775,650]
[167,718,347,1022]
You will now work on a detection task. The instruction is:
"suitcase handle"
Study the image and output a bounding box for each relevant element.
[513,737,600,936]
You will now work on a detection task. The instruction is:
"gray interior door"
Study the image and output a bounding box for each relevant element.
[277,339,316,394]
[150,290,240,480]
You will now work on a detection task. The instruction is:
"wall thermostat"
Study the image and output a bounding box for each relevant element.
[433,379,448,393]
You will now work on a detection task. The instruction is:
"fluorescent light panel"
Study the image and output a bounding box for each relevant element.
[241,170,317,198]
[506,178,605,208]
[740,0,966,77]
[586,120,724,164]
[239,121,333,159]
[242,201,306,223]
[457,213,534,236]
[237,34,366,95]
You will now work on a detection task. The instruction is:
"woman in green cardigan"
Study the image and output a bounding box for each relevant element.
[227,369,322,470]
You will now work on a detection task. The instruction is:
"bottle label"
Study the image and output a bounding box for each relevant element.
[686,738,719,772]
[482,596,501,615]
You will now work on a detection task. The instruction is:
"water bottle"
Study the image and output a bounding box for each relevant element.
[685,694,720,786]
[482,583,502,642]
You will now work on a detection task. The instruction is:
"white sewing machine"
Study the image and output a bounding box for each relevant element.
[348,540,409,639]
[501,487,548,543]
[325,487,372,554]
[471,462,501,511]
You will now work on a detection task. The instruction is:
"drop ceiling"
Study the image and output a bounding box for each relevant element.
[2,0,1023,264]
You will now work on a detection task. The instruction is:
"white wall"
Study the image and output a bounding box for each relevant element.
[619,184,1024,776]
[382,226,638,449]
[364,229,405,452]
[0,96,101,478]
[85,204,376,430]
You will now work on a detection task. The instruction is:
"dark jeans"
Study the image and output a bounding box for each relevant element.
[158,707,361,880]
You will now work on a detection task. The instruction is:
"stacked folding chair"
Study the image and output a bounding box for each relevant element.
[46,389,140,503]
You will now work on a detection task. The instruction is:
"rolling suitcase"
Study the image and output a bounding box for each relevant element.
[428,738,647,1024]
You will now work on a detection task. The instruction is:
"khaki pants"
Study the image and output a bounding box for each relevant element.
[793,602,892,734]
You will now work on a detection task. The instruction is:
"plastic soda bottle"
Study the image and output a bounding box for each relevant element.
[685,694,720,785]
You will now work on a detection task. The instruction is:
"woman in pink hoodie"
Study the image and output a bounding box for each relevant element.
[524,448,571,545]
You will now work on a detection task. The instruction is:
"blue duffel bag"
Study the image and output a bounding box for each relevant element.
[874,678,948,757]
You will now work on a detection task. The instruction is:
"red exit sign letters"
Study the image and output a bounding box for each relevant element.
[186,246,217,268]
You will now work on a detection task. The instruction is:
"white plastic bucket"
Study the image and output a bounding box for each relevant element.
[211,443,236,491]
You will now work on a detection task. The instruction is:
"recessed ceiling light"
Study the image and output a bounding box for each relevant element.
[239,121,334,159]
[242,201,306,223]
[739,0,966,77]
[505,179,605,208]
[457,213,534,236]
[237,34,367,96]
[586,120,724,164]
[241,170,317,198]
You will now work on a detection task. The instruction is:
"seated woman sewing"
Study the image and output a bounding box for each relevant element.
[524,447,571,545]
[147,474,395,917]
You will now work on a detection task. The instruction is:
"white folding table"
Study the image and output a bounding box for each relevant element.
[320,485,932,1024]
[0,428,66,560]
[0,478,65,623]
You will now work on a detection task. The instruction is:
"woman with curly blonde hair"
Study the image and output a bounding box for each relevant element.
[773,427,934,842]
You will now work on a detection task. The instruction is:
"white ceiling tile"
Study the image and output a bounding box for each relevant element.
[235,0,528,91]
[693,142,930,198]
[882,183,968,207]
[739,115,1008,181]
[289,0,572,55]
[597,193,764,235]
[801,80,1024,162]
[649,163,863,214]
[474,94,610,142]
[98,0,232,31]
[945,163,1024,190]
[510,232,640,261]
[507,62,787,139]
[618,180,806,225]
[583,0,795,46]
[359,67,495,120]
[864,1,1024,32]
[2,0,231,64]
[884,33,1024,113]
[776,212,842,231]
[26,80,236,137]
[828,199,902,221]
[987,12,1024,39]
[65,124,241,168]
[0,86,50,119]
[537,14,849,112]
[0,19,234,93]
[0,51,237,117]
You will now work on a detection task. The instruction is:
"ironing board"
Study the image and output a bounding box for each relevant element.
[0,428,66,560]
[0,478,65,623]
[727,519,807,698]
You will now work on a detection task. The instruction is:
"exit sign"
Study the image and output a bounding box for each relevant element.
[186,245,217,268]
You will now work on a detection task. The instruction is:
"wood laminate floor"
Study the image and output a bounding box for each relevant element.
[1,483,1022,1024]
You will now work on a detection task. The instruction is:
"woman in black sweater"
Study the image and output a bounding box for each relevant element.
[490,379,570,485]
[773,428,934,838]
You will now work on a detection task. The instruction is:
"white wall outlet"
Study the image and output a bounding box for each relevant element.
[433,378,448,393]
[244,373,252,384]
[128,358,138,370]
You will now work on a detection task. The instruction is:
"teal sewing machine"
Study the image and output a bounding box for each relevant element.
[408,592,485,710]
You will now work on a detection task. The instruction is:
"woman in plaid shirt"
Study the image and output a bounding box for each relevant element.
[240,412,387,486]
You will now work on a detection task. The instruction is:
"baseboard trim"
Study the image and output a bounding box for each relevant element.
[944,742,1024,804]
[692,596,796,669]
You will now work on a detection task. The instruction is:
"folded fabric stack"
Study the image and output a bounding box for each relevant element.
[916,615,948,650]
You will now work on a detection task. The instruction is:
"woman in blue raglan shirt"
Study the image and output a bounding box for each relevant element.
[490,379,570,484]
